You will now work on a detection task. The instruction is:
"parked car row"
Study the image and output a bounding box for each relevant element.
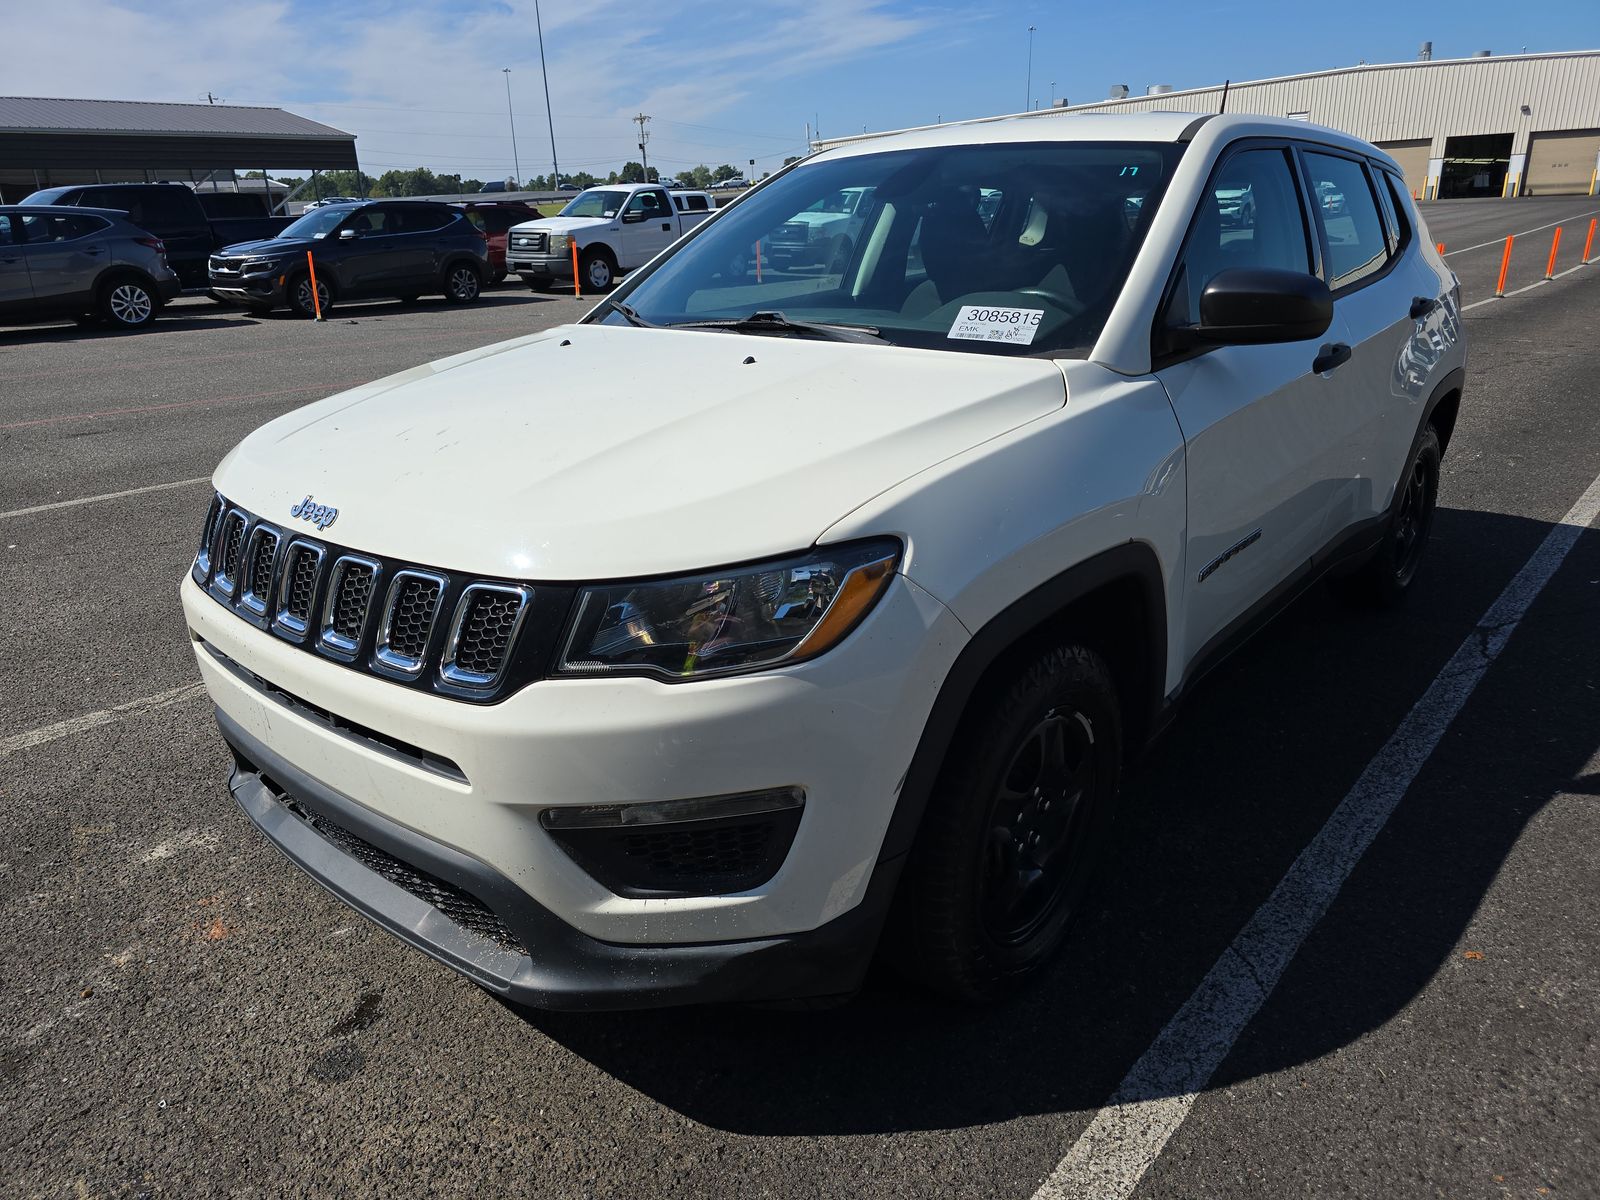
[0,184,527,330]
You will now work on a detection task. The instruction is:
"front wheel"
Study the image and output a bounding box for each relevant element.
[1335,424,1441,607]
[443,262,482,303]
[99,277,158,329]
[580,248,617,293]
[888,643,1122,1002]
[288,271,332,319]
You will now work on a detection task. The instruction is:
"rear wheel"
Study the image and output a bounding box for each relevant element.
[1335,424,1441,607]
[581,247,617,293]
[288,271,332,319]
[443,262,482,303]
[889,643,1122,1001]
[98,276,158,329]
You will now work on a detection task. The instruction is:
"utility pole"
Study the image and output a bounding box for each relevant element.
[533,0,559,187]
[502,68,522,187]
[633,112,651,179]
[1025,25,1037,114]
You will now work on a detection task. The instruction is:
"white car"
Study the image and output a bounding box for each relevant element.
[503,183,715,293]
[183,111,1464,1009]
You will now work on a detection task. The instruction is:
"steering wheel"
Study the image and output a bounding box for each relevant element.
[1013,287,1083,319]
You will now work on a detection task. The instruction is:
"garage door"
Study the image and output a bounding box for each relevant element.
[1376,140,1431,199]
[1524,129,1600,196]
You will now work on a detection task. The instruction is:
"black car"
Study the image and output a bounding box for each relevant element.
[207,201,490,317]
[21,182,291,288]
[1,205,182,330]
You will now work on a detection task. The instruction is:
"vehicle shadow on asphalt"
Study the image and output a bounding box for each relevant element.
[253,291,574,322]
[517,507,1600,1136]
[0,314,257,345]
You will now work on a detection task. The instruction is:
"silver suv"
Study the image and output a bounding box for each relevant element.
[0,205,181,331]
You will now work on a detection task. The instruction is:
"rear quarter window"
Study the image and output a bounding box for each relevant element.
[1303,152,1390,290]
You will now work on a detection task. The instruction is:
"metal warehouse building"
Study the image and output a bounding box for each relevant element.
[1024,50,1600,200]
[0,96,357,204]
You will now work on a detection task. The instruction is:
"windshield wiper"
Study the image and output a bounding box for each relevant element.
[608,300,659,328]
[667,311,884,344]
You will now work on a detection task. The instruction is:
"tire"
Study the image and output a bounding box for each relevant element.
[829,235,855,274]
[888,643,1123,1002]
[580,247,617,293]
[98,276,158,330]
[1334,425,1442,607]
[443,261,482,304]
[288,271,332,319]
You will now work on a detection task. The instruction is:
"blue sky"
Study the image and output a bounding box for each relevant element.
[8,1,1599,182]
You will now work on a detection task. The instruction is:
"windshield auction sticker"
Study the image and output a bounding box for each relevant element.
[947,306,1044,346]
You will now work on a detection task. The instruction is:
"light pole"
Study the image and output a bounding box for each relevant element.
[1025,25,1036,114]
[533,0,559,188]
[502,68,522,188]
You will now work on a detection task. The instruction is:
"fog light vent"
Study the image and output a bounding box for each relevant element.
[540,787,804,898]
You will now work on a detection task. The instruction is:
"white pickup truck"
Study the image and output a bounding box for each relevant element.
[505,183,716,293]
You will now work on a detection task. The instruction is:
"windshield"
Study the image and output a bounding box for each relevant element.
[559,189,631,219]
[278,206,358,239]
[602,140,1183,356]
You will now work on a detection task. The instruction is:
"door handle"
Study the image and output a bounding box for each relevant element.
[83,246,104,256]
[1409,295,1439,319]
[1313,342,1352,374]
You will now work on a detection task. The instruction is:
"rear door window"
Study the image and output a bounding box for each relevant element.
[1303,152,1390,291]
[396,206,453,233]
[19,213,108,242]
[138,187,201,228]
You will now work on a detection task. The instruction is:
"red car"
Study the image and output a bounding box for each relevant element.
[457,202,539,284]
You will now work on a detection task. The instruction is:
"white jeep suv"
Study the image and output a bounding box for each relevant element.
[182,112,1464,1009]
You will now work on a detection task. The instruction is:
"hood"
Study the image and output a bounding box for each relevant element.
[213,325,1067,581]
[216,236,318,257]
[512,215,613,235]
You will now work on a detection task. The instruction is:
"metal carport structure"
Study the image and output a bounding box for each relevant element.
[0,96,357,204]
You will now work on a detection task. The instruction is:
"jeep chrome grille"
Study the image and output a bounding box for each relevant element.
[191,494,550,702]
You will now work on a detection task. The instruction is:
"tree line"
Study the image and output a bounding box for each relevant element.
[261,161,755,199]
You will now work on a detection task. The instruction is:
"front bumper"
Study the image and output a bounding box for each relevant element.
[209,272,286,308]
[182,570,965,1005]
[508,253,573,286]
[221,707,901,1009]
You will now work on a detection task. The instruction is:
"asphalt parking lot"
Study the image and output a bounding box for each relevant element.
[3,198,1599,1198]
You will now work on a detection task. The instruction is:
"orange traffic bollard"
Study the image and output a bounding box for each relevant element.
[1545,227,1563,280]
[571,239,581,298]
[755,240,762,284]
[1584,218,1597,265]
[1495,235,1514,297]
[305,250,324,321]
[1436,242,1445,255]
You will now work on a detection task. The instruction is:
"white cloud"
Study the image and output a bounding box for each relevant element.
[4,0,942,181]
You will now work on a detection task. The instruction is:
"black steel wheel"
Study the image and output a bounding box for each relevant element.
[1334,423,1441,607]
[888,643,1122,1001]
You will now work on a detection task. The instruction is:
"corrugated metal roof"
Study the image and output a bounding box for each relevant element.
[0,96,353,140]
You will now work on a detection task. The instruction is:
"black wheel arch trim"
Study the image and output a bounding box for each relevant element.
[878,541,1168,865]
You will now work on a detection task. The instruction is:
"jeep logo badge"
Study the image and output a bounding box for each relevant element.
[290,495,339,531]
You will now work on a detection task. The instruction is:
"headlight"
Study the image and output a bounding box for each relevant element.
[557,540,900,680]
[241,258,283,274]
[548,233,571,253]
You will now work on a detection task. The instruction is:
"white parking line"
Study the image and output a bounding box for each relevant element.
[0,476,210,521]
[1,683,208,759]
[1442,207,1600,257]
[1033,466,1600,1200]
[1461,261,1594,310]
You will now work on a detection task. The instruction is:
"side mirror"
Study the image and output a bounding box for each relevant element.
[1186,267,1332,346]
[338,227,360,241]
[621,210,649,224]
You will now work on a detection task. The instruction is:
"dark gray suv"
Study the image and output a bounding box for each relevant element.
[0,205,182,330]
